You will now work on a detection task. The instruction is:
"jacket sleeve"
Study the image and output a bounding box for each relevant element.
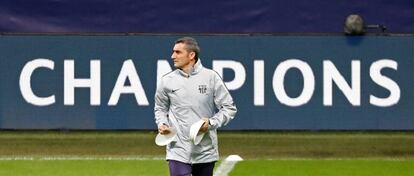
[209,73,237,130]
[154,78,170,127]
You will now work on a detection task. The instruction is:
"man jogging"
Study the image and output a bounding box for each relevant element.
[154,37,237,176]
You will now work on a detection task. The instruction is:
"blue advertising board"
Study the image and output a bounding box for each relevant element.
[0,34,413,130]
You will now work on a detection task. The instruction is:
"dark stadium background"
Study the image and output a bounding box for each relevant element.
[0,0,413,33]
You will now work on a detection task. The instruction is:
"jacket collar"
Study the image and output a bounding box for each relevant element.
[178,58,203,77]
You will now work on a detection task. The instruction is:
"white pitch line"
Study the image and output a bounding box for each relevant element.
[0,156,164,161]
[258,157,414,161]
[214,155,243,176]
[1,156,410,161]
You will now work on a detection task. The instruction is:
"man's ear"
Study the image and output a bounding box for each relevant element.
[189,52,196,60]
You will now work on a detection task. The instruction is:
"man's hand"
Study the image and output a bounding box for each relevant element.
[198,118,209,134]
[158,124,171,135]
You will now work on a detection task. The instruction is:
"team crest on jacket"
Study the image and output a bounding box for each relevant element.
[198,85,207,94]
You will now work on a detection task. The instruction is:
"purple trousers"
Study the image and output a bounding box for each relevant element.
[168,160,215,176]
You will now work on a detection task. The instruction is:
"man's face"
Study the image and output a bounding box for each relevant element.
[171,43,195,69]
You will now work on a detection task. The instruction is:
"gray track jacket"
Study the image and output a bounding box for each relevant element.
[154,59,237,164]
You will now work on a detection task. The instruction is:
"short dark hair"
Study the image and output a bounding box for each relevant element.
[175,37,200,60]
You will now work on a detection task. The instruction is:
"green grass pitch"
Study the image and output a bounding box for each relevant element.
[0,131,413,175]
[230,159,414,176]
[0,159,413,176]
[0,160,168,176]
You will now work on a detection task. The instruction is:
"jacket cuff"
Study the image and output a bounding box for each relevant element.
[208,118,219,130]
